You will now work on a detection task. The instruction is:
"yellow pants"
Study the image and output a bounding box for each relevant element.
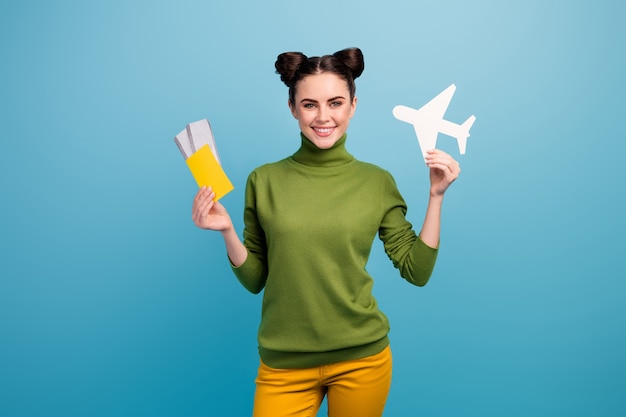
[252,346,392,417]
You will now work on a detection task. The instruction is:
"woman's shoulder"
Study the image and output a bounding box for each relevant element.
[246,157,292,179]
[256,156,292,170]
[353,158,395,178]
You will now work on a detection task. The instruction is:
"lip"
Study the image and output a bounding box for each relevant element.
[312,126,336,137]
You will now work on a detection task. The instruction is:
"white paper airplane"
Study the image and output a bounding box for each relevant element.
[393,84,476,158]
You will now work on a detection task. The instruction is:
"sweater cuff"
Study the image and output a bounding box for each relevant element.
[229,250,266,294]
[417,234,440,250]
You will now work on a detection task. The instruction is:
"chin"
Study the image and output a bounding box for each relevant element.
[306,132,341,149]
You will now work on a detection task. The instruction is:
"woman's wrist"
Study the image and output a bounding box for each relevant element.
[429,190,445,201]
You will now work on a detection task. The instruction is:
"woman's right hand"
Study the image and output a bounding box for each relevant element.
[191,186,233,231]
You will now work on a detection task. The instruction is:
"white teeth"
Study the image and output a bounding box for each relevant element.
[315,127,333,133]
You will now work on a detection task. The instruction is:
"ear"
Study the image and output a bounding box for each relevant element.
[288,99,298,119]
[349,96,357,118]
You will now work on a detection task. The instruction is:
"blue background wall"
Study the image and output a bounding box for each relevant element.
[1,1,624,416]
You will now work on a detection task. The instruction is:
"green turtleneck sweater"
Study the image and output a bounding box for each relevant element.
[232,134,438,369]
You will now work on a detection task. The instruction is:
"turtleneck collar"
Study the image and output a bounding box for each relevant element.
[291,133,354,167]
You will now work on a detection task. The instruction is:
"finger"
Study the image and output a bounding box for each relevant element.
[426,157,455,170]
[429,162,460,182]
[428,162,452,175]
[205,200,215,217]
[196,199,215,221]
[426,154,460,172]
[425,153,445,167]
[426,150,455,163]
[193,187,215,212]
[193,186,208,204]
[426,148,457,159]
[192,187,213,222]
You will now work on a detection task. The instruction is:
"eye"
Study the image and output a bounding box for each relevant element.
[330,100,343,107]
[303,103,316,109]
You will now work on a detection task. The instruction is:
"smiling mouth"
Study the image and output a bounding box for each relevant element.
[313,127,335,136]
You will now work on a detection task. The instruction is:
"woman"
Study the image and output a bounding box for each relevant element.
[191,47,460,417]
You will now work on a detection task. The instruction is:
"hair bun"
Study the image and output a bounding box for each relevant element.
[275,47,365,104]
[275,52,308,87]
[332,47,364,80]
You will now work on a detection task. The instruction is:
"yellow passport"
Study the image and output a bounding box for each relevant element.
[186,144,234,200]
[175,119,234,201]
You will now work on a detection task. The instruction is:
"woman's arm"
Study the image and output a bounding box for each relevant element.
[419,149,461,248]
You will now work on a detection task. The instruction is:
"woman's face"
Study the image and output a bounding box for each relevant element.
[289,72,357,149]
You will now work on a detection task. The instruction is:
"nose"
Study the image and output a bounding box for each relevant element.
[317,105,330,122]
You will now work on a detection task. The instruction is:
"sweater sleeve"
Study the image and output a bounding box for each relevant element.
[378,172,439,286]
[230,171,268,294]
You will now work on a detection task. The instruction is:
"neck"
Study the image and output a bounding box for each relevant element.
[292,133,353,167]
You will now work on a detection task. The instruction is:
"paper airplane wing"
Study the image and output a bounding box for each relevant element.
[412,125,438,159]
[419,84,456,121]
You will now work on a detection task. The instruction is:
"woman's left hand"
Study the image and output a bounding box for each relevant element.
[425,149,461,196]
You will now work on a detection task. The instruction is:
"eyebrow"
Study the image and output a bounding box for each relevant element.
[300,96,346,104]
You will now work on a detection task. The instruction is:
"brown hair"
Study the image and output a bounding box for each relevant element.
[275,47,365,105]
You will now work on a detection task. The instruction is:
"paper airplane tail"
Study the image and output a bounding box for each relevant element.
[457,116,476,154]
[462,115,476,132]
